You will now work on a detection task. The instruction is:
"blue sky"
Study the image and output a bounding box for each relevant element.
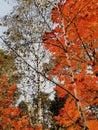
[0,0,16,46]
[0,1,14,18]
[0,0,16,36]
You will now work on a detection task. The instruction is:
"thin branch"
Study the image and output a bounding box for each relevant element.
[73,23,93,61]
[0,36,79,101]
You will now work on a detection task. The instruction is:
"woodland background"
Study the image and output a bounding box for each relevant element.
[0,0,98,130]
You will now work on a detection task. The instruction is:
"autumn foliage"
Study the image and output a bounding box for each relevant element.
[43,0,98,129]
[0,75,34,130]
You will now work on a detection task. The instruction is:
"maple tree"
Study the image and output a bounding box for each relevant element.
[0,50,43,130]
[43,0,98,129]
[0,75,34,130]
